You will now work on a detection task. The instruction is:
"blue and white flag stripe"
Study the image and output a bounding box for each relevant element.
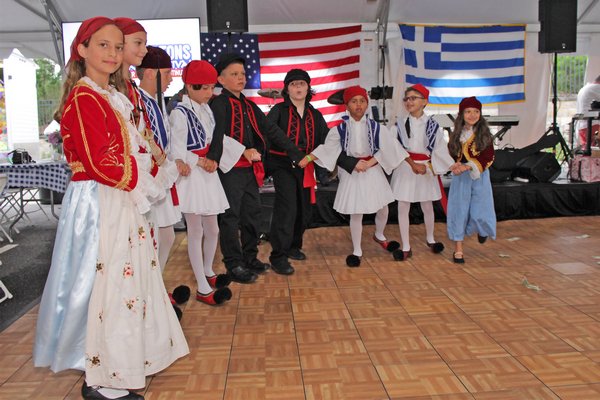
[399,24,526,105]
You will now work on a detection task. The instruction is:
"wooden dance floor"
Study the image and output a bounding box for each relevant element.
[1,216,600,399]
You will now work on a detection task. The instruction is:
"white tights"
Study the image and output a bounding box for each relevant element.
[350,206,390,256]
[184,213,219,294]
[398,200,436,251]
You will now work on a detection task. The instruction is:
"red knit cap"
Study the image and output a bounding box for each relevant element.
[113,17,146,35]
[69,16,116,64]
[182,60,217,85]
[407,83,429,100]
[343,86,369,104]
[458,96,482,113]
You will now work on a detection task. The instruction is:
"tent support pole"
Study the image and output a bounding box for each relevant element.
[578,0,599,23]
[40,0,64,69]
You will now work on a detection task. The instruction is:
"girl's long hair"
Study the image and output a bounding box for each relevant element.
[448,112,493,159]
[54,40,127,122]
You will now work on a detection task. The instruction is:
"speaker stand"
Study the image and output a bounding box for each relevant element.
[546,52,572,161]
[226,31,233,53]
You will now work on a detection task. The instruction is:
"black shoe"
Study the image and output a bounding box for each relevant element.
[227,266,258,284]
[453,252,465,264]
[392,249,412,261]
[246,258,270,274]
[287,248,306,260]
[82,382,144,400]
[477,235,488,244]
[206,273,232,289]
[271,259,295,275]
[345,254,361,267]
[427,242,445,253]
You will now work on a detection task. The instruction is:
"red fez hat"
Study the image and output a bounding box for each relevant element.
[343,86,369,104]
[113,17,146,35]
[459,96,482,113]
[69,16,116,64]
[182,60,217,85]
[407,83,429,100]
[139,46,172,69]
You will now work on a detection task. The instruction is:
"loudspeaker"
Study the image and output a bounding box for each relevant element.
[207,0,248,33]
[489,165,514,183]
[538,0,577,53]
[514,152,561,183]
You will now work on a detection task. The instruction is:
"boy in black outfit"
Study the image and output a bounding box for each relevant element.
[207,53,306,283]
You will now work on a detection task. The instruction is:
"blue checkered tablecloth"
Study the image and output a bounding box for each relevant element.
[0,161,71,193]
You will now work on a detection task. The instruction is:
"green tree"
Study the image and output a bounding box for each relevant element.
[35,58,62,127]
[35,59,61,99]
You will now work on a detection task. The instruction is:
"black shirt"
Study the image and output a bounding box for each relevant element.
[208,89,305,164]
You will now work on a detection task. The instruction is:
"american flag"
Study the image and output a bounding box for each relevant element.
[200,25,361,126]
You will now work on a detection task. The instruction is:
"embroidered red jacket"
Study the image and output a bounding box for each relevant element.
[61,82,138,191]
[459,134,495,173]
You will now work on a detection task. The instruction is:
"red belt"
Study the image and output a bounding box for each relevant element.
[408,152,447,215]
[234,156,265,187]
[191,147,209,157]
[270,150,316,203]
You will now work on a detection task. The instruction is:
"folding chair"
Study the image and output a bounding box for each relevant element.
[0,174,15,242]
[0,269,14,304]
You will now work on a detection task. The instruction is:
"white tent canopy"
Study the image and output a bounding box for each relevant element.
[2,0,600,62]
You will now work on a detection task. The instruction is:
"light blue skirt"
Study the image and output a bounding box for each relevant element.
[33,180,100,372]
[447,169,496,241]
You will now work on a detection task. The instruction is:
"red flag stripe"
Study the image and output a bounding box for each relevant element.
[259,55,360,74]
[258,25,362,43]
[261,71,360,88]
[260,40,360,59]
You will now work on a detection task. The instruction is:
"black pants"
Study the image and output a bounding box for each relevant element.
[269,165,311,264]
[218,167,262,270]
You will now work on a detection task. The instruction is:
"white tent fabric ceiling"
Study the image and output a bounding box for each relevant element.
[2,0,600,62]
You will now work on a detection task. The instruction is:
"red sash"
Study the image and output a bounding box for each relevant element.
[270,149,316,203]
[170,186,179,206]
[303,163,317,204]
[138,145,180,206]
[191,147,209,157]
[234,157,265,188]
[408,152,447,215]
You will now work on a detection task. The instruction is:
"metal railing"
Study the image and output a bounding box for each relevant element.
[556,55,588,100]
[38,99,59,129]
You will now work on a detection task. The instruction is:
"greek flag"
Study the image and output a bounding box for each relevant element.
[399,24,526,105]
